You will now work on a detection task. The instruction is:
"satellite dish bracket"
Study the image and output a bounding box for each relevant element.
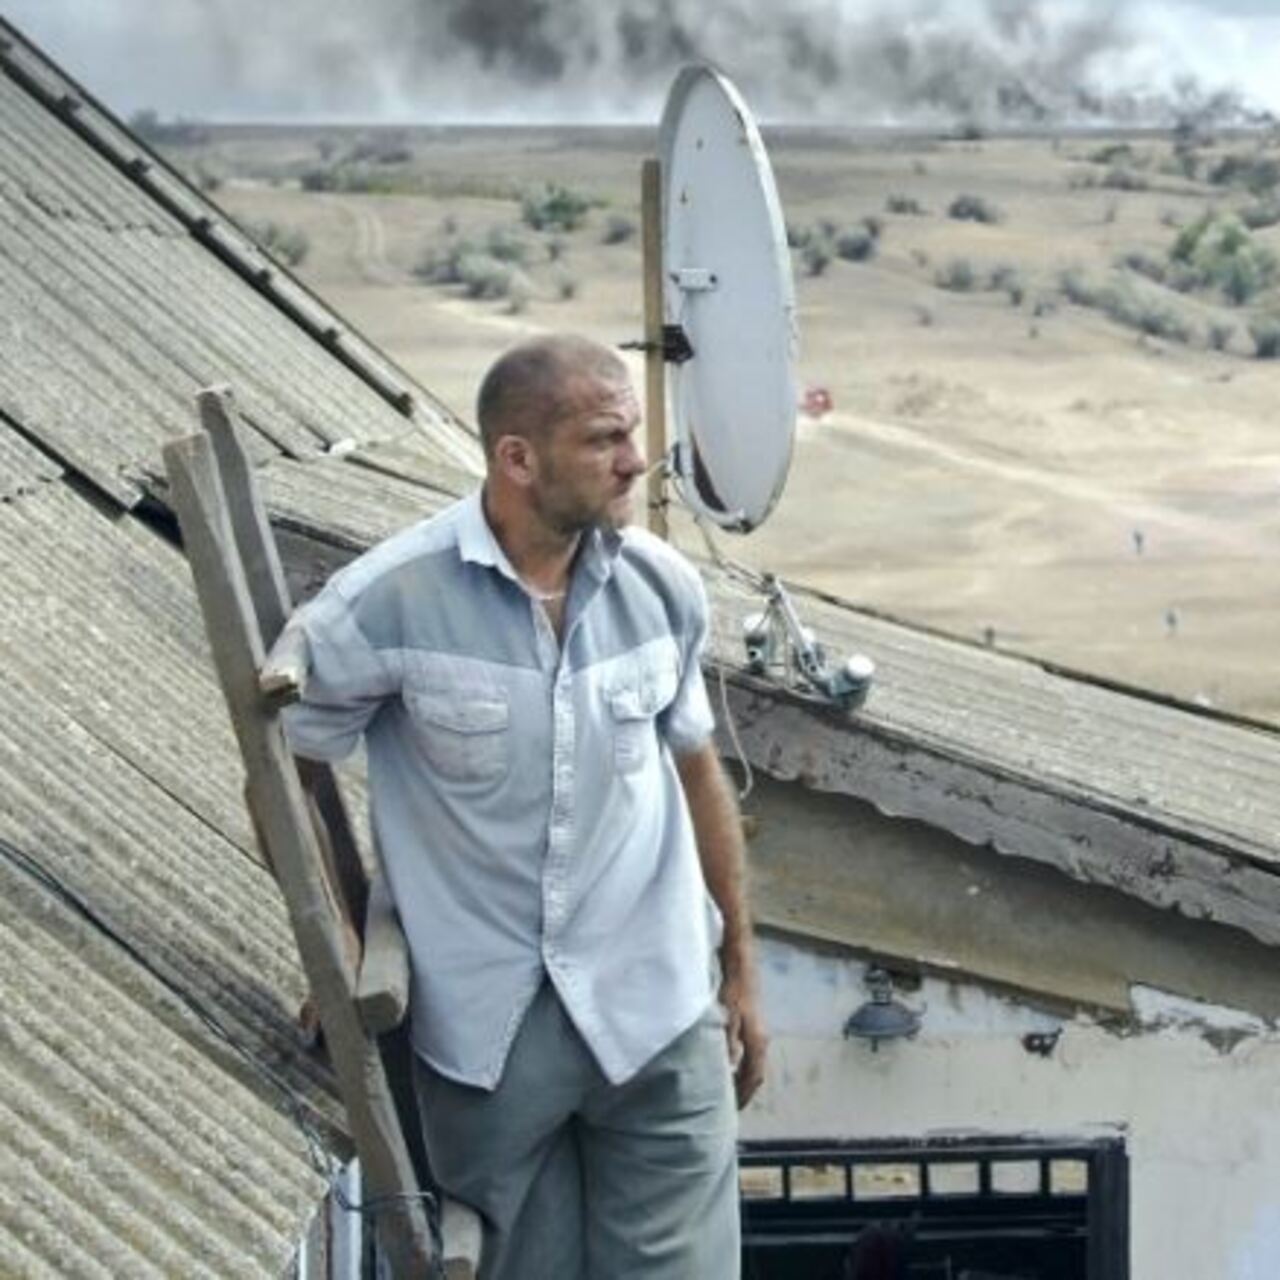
[672,268,718,293]
[742,575,875,712]
[619,324,695,365]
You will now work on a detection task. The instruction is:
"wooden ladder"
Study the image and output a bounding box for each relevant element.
[164,387,479,1278]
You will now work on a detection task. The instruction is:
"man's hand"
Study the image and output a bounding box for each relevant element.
[720,975,768,1108]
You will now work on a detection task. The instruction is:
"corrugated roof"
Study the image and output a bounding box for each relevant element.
[707,570,1280,865]
[0,412,59,499]
[0,483,343,1277]
[0,859,324,1279]
[0,19,482,1275]
[261,449,466,552]
[0,29,483,509]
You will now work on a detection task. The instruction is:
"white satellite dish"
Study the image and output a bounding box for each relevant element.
[632,65,872,712]
[656,64,798,533]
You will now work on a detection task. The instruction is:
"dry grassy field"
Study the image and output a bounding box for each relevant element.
[162,122,1280,723]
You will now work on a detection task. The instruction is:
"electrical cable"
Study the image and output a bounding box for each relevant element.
[690,511,761,801]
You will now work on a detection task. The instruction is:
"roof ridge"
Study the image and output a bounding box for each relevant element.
[0,15,478,474]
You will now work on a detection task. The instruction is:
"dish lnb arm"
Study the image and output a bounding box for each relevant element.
[742,575,875,712]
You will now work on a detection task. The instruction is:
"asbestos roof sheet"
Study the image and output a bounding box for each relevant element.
[706,569,1280,866]
[0,43,481,509]
[0,482,342,1277]
[0,413,59,499]
[260,447,468,552]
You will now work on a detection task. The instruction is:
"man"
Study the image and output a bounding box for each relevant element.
[283,333,766,1279]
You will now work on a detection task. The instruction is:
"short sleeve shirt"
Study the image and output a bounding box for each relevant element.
[282,490,721,1088]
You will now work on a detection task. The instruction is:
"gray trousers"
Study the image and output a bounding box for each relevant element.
[413,982,740,1280]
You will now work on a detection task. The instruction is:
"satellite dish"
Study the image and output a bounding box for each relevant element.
[658,64,798,533]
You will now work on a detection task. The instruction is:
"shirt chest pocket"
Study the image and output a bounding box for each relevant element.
[607,653,679,776]
[403,687,510,784]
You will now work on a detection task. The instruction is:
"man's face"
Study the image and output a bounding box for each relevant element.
[531,374,645,536]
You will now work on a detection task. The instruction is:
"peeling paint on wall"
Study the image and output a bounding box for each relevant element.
[747,933,1280,1279]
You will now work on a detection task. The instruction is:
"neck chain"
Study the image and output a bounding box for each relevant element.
[521,580,567,603]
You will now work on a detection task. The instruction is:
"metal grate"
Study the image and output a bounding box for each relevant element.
[740,1136,1128,1280]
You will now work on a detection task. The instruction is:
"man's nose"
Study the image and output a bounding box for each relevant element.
[619,436,645,477]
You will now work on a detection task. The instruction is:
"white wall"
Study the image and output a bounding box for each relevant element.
[743,936,1280,1280]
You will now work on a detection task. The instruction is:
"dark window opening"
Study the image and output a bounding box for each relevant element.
[741,1136,1128,1280]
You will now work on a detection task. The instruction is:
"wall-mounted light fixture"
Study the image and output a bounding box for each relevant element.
[842,966,921,1051]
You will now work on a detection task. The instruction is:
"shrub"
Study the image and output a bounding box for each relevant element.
[1101,168,1148,192]
[886,194,925,215]
[1209,153,1280,195]
[1058,268,1102,308]
[1170,213,1278,305]
[485,225,532,265]
[414,237,481,285]
[1207,321,1235,352]
[1057,269,1194,343]
[1240,201,1280,230]
[1111,293,1193,343]
[1089,142,1134,166]
[521,183,592,232]
[602,214,637,245]
[834,226,876,262]
[347,134,412,165]
[300,166,339,192]
[935,257,978,291]
[247,219,309,267]
[988,264,1025,304]
[1249,316,1280,358]
[800,241,832,277]
[456,253,519,301]
[1117,249,1167,284]
[948,193,1001,224]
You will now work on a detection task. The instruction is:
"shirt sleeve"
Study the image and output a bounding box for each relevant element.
[658,566,717,757]
[279,587,398,762]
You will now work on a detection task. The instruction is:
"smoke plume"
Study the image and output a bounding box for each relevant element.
[7,0,1277,126]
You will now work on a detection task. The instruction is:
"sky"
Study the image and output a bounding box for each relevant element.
[2,0,1277,126]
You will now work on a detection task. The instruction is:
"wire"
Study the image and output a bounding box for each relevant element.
[689,512,764,802]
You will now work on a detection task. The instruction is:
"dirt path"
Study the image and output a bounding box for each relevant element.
[335,198,396,286]
[832,411,1272,560]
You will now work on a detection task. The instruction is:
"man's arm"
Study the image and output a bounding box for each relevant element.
[677,742,768,1108]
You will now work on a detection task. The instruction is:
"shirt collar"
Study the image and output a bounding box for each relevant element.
[457,486,623,588]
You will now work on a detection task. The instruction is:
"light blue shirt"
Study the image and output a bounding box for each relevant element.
[283,491,721,1088]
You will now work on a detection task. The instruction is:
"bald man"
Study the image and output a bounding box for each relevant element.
[284,334,766,1279]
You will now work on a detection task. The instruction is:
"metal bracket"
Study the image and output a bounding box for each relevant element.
[742,575,875,712]
[671,267,718,292]
[619,324,695,365]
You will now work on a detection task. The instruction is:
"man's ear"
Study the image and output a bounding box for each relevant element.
[492,433,537,489]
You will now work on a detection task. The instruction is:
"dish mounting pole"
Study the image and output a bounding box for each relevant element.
[641,156,669,541]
